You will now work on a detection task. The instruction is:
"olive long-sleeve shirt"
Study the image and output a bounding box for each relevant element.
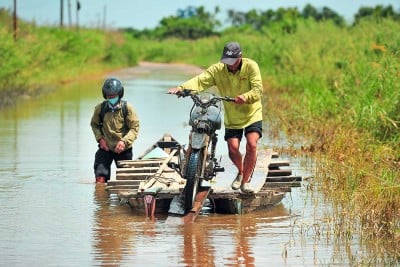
[179,58,263,129]
[90,101,140,153]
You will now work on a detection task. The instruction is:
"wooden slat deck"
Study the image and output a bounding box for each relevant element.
[268,160,290,168]
[117,159,165,168]
[105,134,302,218]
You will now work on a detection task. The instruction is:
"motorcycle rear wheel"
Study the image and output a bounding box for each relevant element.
[184,149,203,212]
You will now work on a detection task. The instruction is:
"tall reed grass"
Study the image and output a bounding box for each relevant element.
[255,18,399,251]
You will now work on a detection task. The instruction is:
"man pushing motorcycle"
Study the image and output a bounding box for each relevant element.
[168,41,264,194]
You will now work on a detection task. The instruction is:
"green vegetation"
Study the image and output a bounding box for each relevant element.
[1,4,399,255]
[0,8,139,106]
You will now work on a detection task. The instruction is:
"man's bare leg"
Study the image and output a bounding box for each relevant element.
[227,137,243,175]
[242,132,260,184]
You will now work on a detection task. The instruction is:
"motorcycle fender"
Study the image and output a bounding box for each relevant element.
[190,132,208,149]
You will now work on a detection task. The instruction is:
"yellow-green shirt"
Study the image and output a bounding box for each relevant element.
[179,58,263,129]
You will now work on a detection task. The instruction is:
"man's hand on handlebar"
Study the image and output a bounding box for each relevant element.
[167,87,182,94]
[167,87,241,103]
[234,95,246,104]
[167,88,194,97]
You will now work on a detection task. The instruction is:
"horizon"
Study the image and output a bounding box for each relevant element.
[2,0,399,29]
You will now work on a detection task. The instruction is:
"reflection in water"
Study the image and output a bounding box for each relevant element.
[181,222,217,266]
[90,188,292,267]
[171,205,291,266]
[92,184,135,265]
[233,215,257,265]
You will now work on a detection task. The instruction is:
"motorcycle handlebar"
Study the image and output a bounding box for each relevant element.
[171,89,193,98]
[168,89,235,103]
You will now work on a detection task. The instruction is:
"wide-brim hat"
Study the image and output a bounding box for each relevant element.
[220,42,242,65]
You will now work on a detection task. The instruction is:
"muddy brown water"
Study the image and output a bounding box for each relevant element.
[0,63,377,266]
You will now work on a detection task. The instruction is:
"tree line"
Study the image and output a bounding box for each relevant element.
[124,4,400,39]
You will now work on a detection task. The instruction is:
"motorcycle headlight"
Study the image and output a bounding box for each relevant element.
[199,94,211,104]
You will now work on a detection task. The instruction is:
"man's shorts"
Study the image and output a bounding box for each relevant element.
[224,121,263,141]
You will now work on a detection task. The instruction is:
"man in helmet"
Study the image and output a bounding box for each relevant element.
[90,77,140,183]
[168,41,263,194]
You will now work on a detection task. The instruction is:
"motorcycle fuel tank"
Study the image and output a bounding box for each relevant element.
[189,102,222,131]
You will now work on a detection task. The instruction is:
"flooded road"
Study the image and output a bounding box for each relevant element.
[0,63,374,266]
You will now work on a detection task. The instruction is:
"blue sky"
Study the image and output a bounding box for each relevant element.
[2,0,399,29]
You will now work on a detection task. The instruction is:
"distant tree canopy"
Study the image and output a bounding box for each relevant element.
[154,6,221,39]
[354,4,400,23]
[123,4,399,39]
[226,4,345,33]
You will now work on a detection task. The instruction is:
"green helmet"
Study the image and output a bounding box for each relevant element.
[102,78,124,99]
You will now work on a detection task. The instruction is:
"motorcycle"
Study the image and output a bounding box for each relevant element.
[168,89,235,212]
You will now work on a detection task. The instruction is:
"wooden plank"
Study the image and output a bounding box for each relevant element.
[119,159,165,163]
[251,148,274,193]
[116,173,155,180]
[131,191,181,202]
[269,160,290,168]
[119,191,137,198]
[161,134,172,154]
[116,171,183,188]
[267,169,292,177]
[263,182,301,188]
[139,169,185,197]
[143,186,163,195]
[106,184,140,190]
[265,149,274,166]
[116,166,159,173]
[157,141,179,149]
[138,149,178,191]
[265,175,302,183]
[212,190,285,214]
[107,188,137,194]
[117,160,164,168]
[274,187,292,192]
[107,180,142,186]
[117,167,175,174]
[210,192,238,199]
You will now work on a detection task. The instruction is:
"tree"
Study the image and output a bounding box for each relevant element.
[301,4,345,27]
[302,4,320,20]
[355,5,399,24]
[156,6,220,39]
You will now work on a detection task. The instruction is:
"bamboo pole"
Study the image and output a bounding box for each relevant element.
[13,0,17,41]
[60,0,64,27]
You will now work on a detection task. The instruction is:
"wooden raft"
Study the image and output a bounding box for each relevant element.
[208,149,301,214]
[106,134,186,215]
[105,134,302,217]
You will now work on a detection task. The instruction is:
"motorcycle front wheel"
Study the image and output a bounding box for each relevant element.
[184,149,204,212]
